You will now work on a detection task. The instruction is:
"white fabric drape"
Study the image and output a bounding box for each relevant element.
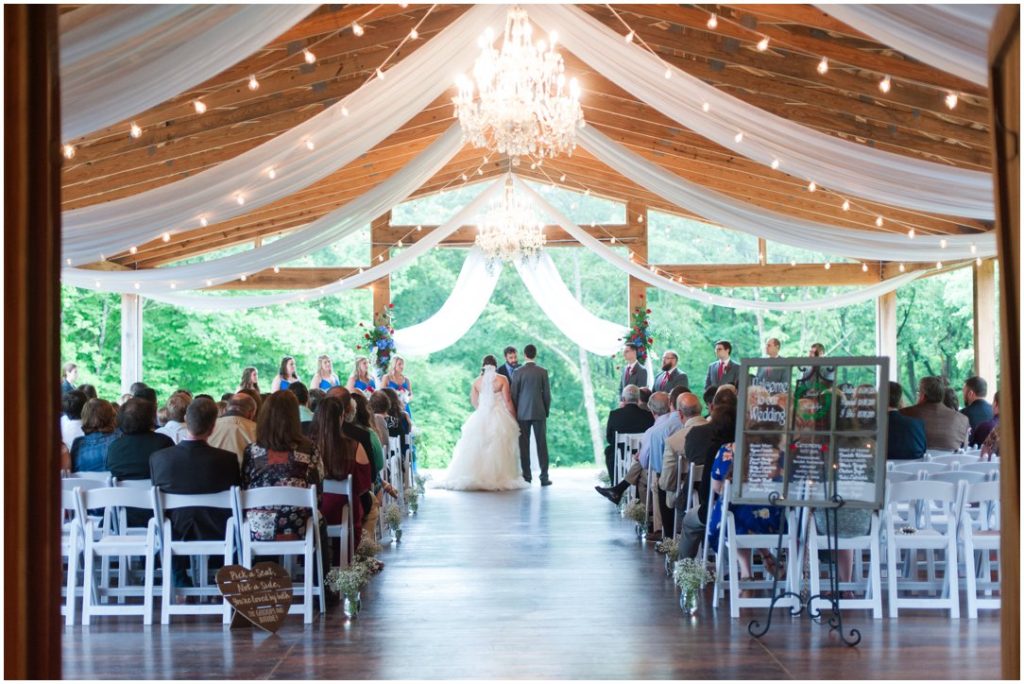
[139,180,505,311]
[514,253,625,356]
[578,126,996,262]
[818,5,999,87]
[62,125,465,292]
[62,3,506,264]
[60,5,317,140]
[392,249,501,356]
[514,177,928,312]
[528,4,994,219]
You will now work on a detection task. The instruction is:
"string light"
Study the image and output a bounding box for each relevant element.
[130,122,142,138]
[875,216,884,227]
[341,106,349,117]
[303,49,316,64]
[559,174,567,182]
[305,138,316,151]
[409,28,419,40]
[898,263,906,273]
[129,246,138,255]
[416,224,423,232]
[664,68,672,79]
[248,75,260,91]
[610,236,616,244]
[65,258,72,266]
[161,232,171,243]
[770,159,779,170]
[945,93,958,110]
[625,30,635,43]
[756,36,770,52]
[790,259,797,267]
[701,102,710,112]
[376,68,386,81]
[976,257,983,266]
[240,274,247,282]
[266,167,276,179]
[707,13,718,29]
[878,75,891,93]
[170,283,176,289]
[970,243,977,254]
[907,227,916,239]
[861,263,868,272]
[841,200,850,211]
[193,100,207,114]
[352,22,364,37]
[807,181,817,192]
[397,239,404,247]
[235,194,246,206]
[273,265,281,273]
[935,261,943,268]
[734,131,744,143]
[199,216,208,227]
[939,238,948,249]
[206,279,213,287]
[817,57,829,75]
[824,262,832,270]
[62,144,76,159]
[133,282,140,290]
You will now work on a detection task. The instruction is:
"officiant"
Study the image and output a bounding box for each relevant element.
[497,346,520,380]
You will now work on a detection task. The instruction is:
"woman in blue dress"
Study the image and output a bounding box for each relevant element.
[270,356,300,392]
[346,356,377,396]
[310,354,340,391]
[381,355,413,418]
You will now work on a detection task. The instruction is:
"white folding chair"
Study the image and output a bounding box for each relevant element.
[960,462,1001,479]
[69,470,112,484]
[884,479,960,618]
[885,471,919,485]
[235,485,325,623]
[807,510,883,618]
[386,436,405,507]
[61,480,105,626]
[930,454,981,468]
[323,478,355,569]
[157,488,237,624]
[76,486,159,625]
[891,461,947,476]
[621,434,643,507]
[674,463,703,539]
[959,480,1000,618]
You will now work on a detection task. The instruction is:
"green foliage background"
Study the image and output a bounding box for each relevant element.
[61,182,996,467]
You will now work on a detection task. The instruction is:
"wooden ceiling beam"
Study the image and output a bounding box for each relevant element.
[724,5,875,40]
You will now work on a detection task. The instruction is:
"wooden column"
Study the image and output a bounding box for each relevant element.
[875,291,898,381]
[972,259,998,384]
[627,201,648,314]
[370,212,392,316]
[989,6,1020,679]
[4,5,62,678]
[120,294,144,394]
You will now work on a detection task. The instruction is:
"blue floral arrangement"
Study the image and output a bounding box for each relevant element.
[356,304,396,375]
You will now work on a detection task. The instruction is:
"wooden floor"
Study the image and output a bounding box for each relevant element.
[63,468,1001,679]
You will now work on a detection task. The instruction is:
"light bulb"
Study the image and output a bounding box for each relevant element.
[62,144,76,159]
[808,181,817,192]
[236,194,245,206]
[376,68,385,80]
[416,224,422,232]
[584,189,591,196]
[841,199,850,211]
[701,101,710,113]
[936,261,943,268]
[757,36,769,51]
[248,75,259,91]
[664,67,672,79]
[638,215,644,224]
[940,238,948,249]
[907,228,915,239]
[610,237,616,244]
[129,245,138,255]
[341,106,349,117]
[734,131,744,143]
[970,243,977,254]
[625,31,635,43]
[824,262,832,270]
[875,216,884,227]
[976,257,983,266]
[790,259,797,267]
[409,28,418,40]
[879,75,891,93]
[707,13,718,29]
[352,21,364,36]
[817,57,829,75]
[862,263,868,272]
[205,279,213,287]
[240,274,247,281]
[267,167,276,179]
[898,263,905,273]
[65,258,72,266]
[397,240,404,247]
[461,173,468,181]
[130,122,142,138]
[770,159,779,170]
[305,138,315,151]
[193,100,207,114]
[303,49,316,64]
[199,216,208,227]
[945,93,958,109]
[559,174,566,182]
[273,265,280,273]
[170,283,176,289]
[162,232,171,243]
[133,282,140,290]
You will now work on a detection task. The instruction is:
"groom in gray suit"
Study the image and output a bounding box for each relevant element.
[511,344,552,486]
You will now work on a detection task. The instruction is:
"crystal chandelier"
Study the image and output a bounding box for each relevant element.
[453,6,584,162]
[475,178,546,268]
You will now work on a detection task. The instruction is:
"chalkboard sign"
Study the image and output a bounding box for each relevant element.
[216,562,293,633]
[733,357,889,509]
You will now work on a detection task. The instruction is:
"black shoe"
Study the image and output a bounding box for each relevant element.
[540,478,553,487]
[595,485,620,505]
[524,478,532,484]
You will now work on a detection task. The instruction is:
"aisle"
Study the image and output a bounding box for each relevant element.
[63,468,1000,680]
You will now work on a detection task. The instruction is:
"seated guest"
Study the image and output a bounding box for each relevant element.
[61,362,78,394]
[638,391,685,540]
[220,393,234,402]
[942,386,960,412]
[704,339,740,390]
[653,350,688,393]
[78,384,98,400]
[702,385,717,418]
[972,391,1000,448]
[70,398,119,472]
[382,387,412,454]
[106,398,173,480]
[355,392,386,481]
[150,397,241,586]
[327,386,376,477]
[236,387,261,418]
[900,376,970,451]
[638,387,653,411]
[660,392,706,512]
[308,388,327,415]
[601,385,655,481]
[288,381,313,425]
[156,392,191,444]
[886,381,926,460]
[61,390,87,451]
[678,387,738,560]
[208,393,258,467]
[961,376,994,431]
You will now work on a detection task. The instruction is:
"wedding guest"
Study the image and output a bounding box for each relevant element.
[496,346,520,381]
[310,355,340,391]
[971,391,1000,448]
[220,393,234,402]
[653,350,689,393]
[980,413,1001,461]
[346,356,377,395]
[755,338,788,384]
[70,398,119,472]
[237,387,262,417]
[961,376,994,430]
[704,340,740,390]
[289,382,313,425]
[900,376,970,451]
[61,390,88,451]
[639,391,684,540]
[106,398,173,481]
[239,367,261,394]
[132,384,158,408]
[702,385,718,418]
[217,401,228,417]
[353,392,386,481]
[797,342,835,385]
[942,386,960,412]
[601,384,656,481]
[308,388,327,415]
[327,386,376,479]
[619,343,648,394]
[312,396,372,557]
[362,392,390,449]
[78,384,98,400]
[660,392,706,513]
[886,381,926,460]
[156,392,191,444]
[241,390,330,570]
[208,393,258,467]
[638,387,653,411]
[61,362,79,394]
[381,355,413,418]
[270,356,300,392]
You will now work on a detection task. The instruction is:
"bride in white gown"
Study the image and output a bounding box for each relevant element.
[437,355,529,491]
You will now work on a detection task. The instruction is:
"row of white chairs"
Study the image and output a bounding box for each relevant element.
[62,477,356,626]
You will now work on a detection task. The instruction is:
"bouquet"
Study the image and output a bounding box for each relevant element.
[326,564,369,599]
[383,502,403,532]
[621,305,654,365]
[657,537,680,562]
[621,498,647,524]
[674,557,714,592]
[356,305,397,376]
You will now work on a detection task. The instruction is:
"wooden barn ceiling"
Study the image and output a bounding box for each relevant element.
[60,4,994,271]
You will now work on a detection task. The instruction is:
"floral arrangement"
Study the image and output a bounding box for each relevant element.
[657,537,680,562]
[404,485,419,511]
[383,502,404,532]
[326,564,369,599]
[621,498,647,524]
[622,305,654,364]
[356,304,396,375]
[356,534,382,561]
[674,558,714,592]
[414,472,430,495]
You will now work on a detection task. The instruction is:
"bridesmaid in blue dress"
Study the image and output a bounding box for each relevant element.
[346,356,377,396]
[271,356,300,392]
[310,355,340,391]
[381,355,413,418]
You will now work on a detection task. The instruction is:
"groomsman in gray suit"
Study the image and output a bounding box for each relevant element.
[754,338,789,384]
[704,339,741,390]
[653,350,689,393]
[620,343,648,394]
[511,344,552,486]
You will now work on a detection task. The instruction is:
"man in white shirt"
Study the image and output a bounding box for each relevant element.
[156,392,191,444]
[60,390,87,451]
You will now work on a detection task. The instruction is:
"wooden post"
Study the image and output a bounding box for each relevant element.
[627,201,648,315]
[757,237,767,265]
[972,259,997,384]
[4,4,62,678]
[120,294,144,395]
[875,291,898,381]
[370,212,392,317]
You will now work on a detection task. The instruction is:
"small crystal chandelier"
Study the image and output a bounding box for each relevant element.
[453,6,584,162]
[475,177,546,269]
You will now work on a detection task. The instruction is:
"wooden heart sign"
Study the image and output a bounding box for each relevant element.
[216,562,293,633]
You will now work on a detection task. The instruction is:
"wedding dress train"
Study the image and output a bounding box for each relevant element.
[437,367,528,491]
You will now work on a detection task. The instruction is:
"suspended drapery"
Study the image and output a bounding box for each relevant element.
[514,178,928,312]
[61,3,505,264]
[578,126,996,262]
[527,4,994,220]
[62,125,465,292]
[139,180,504,311]
[60,4,317,140]
[818,5,999,87]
